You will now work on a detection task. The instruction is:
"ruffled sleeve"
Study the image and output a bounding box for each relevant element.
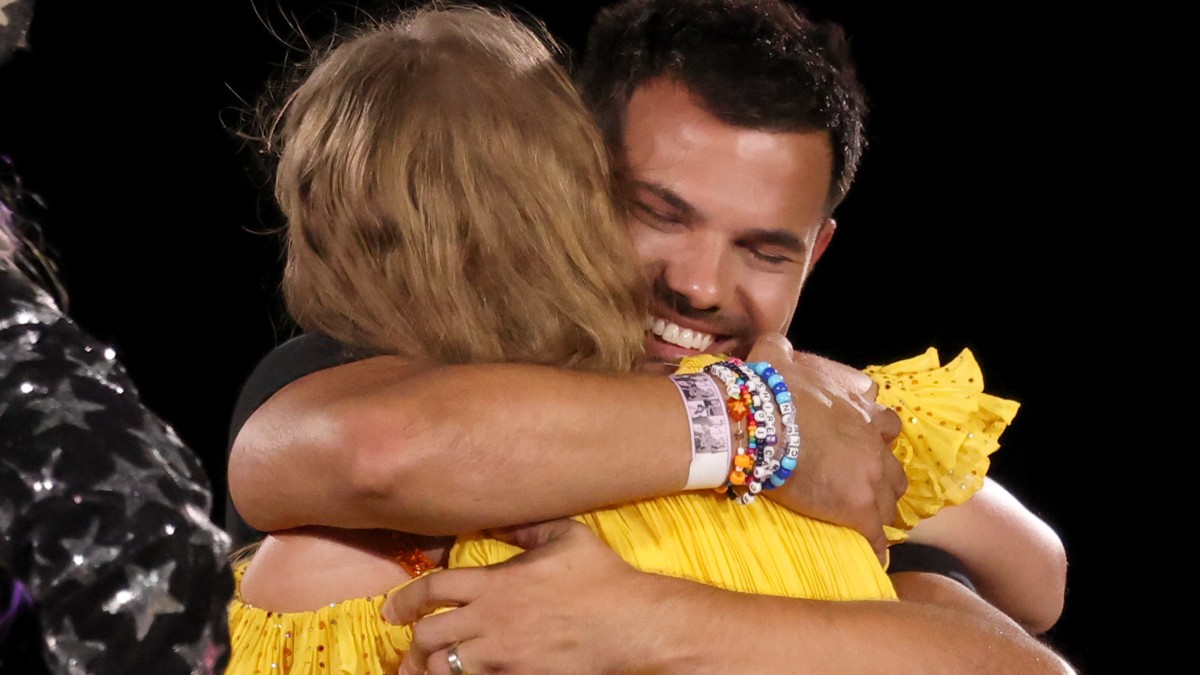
[867,348,1019,542]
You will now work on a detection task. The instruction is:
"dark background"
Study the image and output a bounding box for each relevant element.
[2,0,1116,671]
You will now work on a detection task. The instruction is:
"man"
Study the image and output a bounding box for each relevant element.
[227,0,1070,671]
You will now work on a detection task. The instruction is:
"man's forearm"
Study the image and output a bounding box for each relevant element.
[229,357,693,534]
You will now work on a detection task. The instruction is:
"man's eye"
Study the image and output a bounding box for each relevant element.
[634,202,681,225]
[749,249,792,266]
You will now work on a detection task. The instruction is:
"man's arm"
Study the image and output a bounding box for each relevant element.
[904,478,1067,633]
[385,520,1075,675]
[228,334,904,551]
[230,357,694,534]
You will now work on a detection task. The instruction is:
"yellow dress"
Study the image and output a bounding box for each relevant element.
[227,348,1017,674]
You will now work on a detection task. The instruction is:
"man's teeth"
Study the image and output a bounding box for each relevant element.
[646,317,715,351]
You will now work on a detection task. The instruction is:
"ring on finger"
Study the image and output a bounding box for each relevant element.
[447,644,466,675]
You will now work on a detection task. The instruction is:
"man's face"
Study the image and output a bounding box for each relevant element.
[622,78,837,372]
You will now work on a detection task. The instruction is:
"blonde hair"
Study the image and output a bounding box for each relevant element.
[265,4,647,371]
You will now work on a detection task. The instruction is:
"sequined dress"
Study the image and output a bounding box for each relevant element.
[0,261,234,674]
[226,348,1017,675]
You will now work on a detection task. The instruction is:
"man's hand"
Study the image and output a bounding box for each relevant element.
[384,520,661,675]
[747,333,906,559]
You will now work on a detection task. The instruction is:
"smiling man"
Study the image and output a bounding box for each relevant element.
[226,0,1068,671]
[627,78,838,373]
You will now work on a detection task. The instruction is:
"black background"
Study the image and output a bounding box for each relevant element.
[2,1,1117,671]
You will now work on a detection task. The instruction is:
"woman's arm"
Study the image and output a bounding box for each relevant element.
[904,478,1068,633]
[806,351,1067,631]
[384,519,1075,675]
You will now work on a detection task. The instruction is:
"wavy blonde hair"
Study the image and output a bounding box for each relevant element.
[266,4,647,371]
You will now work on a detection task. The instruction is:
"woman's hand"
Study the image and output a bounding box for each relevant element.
[384,519,664,675]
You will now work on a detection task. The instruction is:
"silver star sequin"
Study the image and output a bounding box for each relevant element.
[44,618,105,675]
[129,418,193,484]
[93,453,173,517]
[57,518,124,585]
[0,296,55,331]
[0,325,45,379]
[101,560,186,640]
[184,503,231,553]
[13,446,64,500]
[27,380,106,434]
[65,346,125,394]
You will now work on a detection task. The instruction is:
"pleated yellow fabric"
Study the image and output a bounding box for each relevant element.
[453,491,895,600]
[227,564,415,675]
[227,349,1017,672]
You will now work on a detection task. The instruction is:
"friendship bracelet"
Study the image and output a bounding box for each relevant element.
[676,354,798,503]
[749,362,801,489]
[705,358,781,503]
[669,372,734,490]
[702,360,755,497]
[724,360,779,503]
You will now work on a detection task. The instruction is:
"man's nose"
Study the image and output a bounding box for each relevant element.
[663,237,727,311]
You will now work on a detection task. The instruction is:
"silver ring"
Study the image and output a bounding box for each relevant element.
[447,645,466,675]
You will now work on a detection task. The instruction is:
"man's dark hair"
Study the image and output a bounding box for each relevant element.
[579,0,867,213]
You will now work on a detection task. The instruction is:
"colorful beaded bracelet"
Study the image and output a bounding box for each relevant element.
[704,358,783,504]
[748,361,801,488]
[701,360,753,493]
[725,360,781,503]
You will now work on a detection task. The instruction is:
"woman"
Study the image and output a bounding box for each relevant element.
[227,5,1013,673]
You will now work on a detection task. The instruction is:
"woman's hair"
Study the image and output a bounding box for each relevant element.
[259,3,647,372]
[1,156,64,302]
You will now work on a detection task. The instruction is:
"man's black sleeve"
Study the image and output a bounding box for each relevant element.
[887,542,978,593]
[225,333,369,548]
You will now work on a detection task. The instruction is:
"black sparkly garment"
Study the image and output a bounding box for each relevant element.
[0,262,232,673]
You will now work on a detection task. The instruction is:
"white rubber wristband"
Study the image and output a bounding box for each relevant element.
[668,373,733,490]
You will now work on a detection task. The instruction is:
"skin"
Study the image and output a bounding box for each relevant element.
[626,78,837,371]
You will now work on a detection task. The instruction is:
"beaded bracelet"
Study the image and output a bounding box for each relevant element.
[704,358,788,504]
[724,360,780,503]
[703,360,756,498]
[748,361,801,488]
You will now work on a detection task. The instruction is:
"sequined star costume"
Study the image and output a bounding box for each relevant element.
[0,261,234,674]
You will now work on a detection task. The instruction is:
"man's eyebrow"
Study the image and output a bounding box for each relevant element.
[740,228,807,253]
[632,181,698,219]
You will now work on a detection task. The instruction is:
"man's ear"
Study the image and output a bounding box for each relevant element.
[810,218,837,266]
